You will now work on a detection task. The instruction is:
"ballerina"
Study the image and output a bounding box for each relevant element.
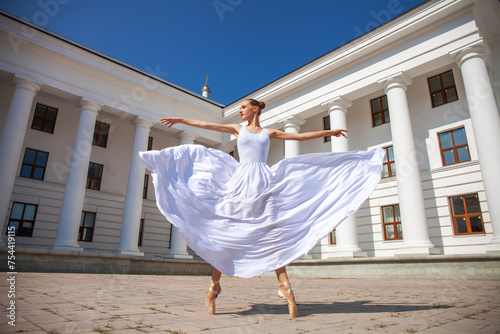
[140,99,384,318]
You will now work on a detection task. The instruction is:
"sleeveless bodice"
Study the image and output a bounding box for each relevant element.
[237,126,270,163]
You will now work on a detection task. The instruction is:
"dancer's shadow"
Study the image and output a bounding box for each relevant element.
[224,300,452,317]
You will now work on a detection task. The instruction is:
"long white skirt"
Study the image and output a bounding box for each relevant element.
[140,145,384,278]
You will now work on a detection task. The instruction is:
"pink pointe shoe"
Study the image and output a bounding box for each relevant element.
[206,281,221,315]
[278,281,297,318]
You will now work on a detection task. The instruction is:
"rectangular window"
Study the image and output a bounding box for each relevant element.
[20,148,49,180]
[382,204,403,240]
[31,103,58,134]
[449,194,484,235]
[371,95,389,127]
[169,224,173,249]
[87,162,103,190]
[428,70,458,107]
[93,121,110,148]
[138,218,145,246]
[143,175,149,199]
[329,229,336,245]
[438,127,470,166]
[381,146,396,179]
[323,116,331,142]
[7,202,37,237]
[79,211,96,241]
[148,136,153,151]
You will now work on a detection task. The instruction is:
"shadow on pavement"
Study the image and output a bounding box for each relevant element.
[223,300,452,317]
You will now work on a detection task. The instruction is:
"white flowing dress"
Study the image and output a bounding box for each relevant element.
[140,126,385,278]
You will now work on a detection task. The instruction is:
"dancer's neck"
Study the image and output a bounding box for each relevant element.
[246,115,261,130]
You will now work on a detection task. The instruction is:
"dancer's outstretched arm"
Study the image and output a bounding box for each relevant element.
[268,128,347,141]
[161,117,240,136]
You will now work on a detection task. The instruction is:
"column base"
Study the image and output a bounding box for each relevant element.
[163,253,193,260]
[485,242,500,255]
[394,246,440,257]
[116,249,144,257]
[300,254,314,260]
[328,251,368,259]
[51,245,84,252]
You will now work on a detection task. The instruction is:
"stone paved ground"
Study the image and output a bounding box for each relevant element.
[0,272,499,333]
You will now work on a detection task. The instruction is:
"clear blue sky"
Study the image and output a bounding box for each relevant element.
[0,0,427,105]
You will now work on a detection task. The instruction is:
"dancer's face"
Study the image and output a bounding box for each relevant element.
[239,101,258,121]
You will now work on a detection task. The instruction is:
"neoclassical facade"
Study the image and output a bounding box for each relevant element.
[1,0,499,267]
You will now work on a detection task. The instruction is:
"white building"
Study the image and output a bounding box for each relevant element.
[1,0,499,277]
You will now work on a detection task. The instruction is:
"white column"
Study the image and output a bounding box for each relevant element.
[52,98,102,251]
[117,117,153,256]
[0,75,41,244]
[179,131,197,146]
[454,47,500,253]
[282,115,314,259]
[379,73,437,255]
[164,131,195,259]
[324,97,366,258]
[217,141,236,155]
[282,116,305,158]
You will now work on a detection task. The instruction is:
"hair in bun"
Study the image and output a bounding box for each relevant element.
[246,99,266,115]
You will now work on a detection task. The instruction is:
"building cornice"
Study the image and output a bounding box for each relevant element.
[0,10,225,111]
[223,0,488,120]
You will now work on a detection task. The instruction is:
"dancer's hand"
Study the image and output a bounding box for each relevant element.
[161,117,183,127]
[331,129,347,138]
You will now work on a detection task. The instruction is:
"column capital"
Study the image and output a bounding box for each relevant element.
[217,141,236,154]
[179,131,197,145]
[12,74,42,93]
[133,117,154,129]
[280,115,305,129]
[79,97,103,113]
[321,96,352,113]
[451,44,492,69]
[377,71,412,93]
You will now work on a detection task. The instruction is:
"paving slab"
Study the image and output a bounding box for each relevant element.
[0,272,499,333]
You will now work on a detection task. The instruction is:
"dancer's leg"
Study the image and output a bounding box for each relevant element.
[206,267,222,315]
[211,268,222,282]
[275,266,289,284]
[275,266,297,318]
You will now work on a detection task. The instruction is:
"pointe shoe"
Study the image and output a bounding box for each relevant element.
[278,281,297,318]
[206,281,221,315]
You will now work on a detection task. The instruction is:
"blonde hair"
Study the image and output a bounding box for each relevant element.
[246,99,266,115]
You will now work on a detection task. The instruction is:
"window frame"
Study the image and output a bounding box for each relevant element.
[93,121,110,148]
[437,127,471,166]
[426,119,477,170]
[370,95,389,127]
[169,224,173,249]
[427,70,459,108]
[147,136,153,151]
[87,162,104,190]
[449,193,484,235]
[31,103,58,134]
[7,202,38,237]
[381,146,396,179]
[20,148,49,181]
[381,204,403,241]
[329,229,336,245]
[138,218,145,246]
[78,211,96,242]
[323,116,331,142]
[143,174,149,199]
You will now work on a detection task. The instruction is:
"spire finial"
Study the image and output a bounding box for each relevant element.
[202,74,211,97]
